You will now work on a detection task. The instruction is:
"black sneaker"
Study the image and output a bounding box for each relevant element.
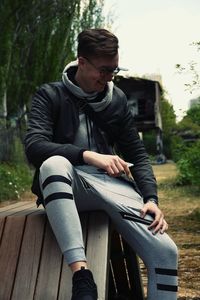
[71,267,98,300]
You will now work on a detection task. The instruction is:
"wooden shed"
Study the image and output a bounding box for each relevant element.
[114,75,165,161]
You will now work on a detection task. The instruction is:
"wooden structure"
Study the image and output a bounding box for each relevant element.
[114,76,164,160]
[0,201,144,300]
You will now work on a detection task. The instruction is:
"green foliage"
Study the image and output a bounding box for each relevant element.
[177,116,200,133]
[176,103,200,138]
[66,0,105,63]
[186,103,200,126]
[176,41,200,93]
[143,93,177,158]
[0,0,107,163]
[175,46,200,187]
[0,163,33,201]
[172,103,200,187]
[176,141,200,186]
[172,104,200,163]
[0,0,106,121]
[159,93,176,158]
[170,135,188,162]
[160,95,176,136]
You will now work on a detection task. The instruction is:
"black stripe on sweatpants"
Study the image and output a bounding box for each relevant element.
[44,192,73,205]
[120,212,152,226]
[155,268,178,276]
[157,284,178,292]
[42,175,72,189]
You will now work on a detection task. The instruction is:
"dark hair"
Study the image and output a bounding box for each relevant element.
[77,28,119,58]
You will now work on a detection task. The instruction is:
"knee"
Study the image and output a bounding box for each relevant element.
[158,237,178,265]
[167,240,178,263]
[40,155,73,176]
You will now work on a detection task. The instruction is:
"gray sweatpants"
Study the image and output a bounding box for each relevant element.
[39,155,178,300]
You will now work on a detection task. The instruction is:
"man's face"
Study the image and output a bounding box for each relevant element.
[78,54,119,93]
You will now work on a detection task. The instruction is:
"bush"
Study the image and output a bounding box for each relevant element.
[0,163,33,202]
[176,141,200,186]
[171,135,188,162]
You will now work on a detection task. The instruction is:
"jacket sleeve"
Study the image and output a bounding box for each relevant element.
[24,84,85,168]
[115,92,158,203]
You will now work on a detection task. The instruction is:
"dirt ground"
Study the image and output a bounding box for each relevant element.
[152,163,200,300]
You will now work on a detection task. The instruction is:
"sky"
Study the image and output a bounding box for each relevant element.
[103,0,200,120]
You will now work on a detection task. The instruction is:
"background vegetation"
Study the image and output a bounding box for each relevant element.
[0,1,199,202]
[0,0,106,126]
[143,92,200,191]
[0,0,107,201]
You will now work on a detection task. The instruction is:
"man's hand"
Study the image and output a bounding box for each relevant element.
[83,151,130,177]
[140,201,168,234]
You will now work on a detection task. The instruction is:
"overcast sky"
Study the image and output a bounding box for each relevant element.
[103,0,200,120]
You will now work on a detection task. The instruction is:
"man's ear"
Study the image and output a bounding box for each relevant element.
[78,56,85,67]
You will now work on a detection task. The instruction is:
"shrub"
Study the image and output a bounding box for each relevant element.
[176,141,200,186]
[171,136,188,162]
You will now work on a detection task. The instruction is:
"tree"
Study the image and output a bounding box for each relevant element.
[0,0,106,128]
[160,93,176,136]
[173,103,200,152]
[176,140,200,186]
[172,103,200,186]
[176,41,200,93]
[159,92,176,158]
[0,0,107,163]
[186,102,200,126]
[66,0,105,62]
[0,0,78,123]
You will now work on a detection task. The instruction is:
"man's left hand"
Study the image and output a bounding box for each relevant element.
[140,201,168,234]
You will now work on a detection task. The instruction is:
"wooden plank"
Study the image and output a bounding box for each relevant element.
[0,201,30,212]
[0,217,5,243]
[0,209,113,300]
[86,211,110,300]
[29,207,45,215]
[0,202,36,217]
[58,212,111,300]
[123,240,145,300]
[34,219,63,300]
[109,231,130,298]
[58,212,89,300]
[12,205,42,216]
[11,214,46,300]
[108,260,117,297]
[0,216,26,300]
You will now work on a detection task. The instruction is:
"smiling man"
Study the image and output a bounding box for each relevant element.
[25,29,178,300]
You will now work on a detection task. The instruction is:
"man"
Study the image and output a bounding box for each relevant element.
[25,28,178,300]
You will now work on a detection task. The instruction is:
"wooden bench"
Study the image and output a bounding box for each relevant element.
[0,201,144,300]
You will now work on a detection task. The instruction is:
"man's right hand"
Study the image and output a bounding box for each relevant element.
[83,151,130,177]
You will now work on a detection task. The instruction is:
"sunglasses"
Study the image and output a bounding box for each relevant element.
[84,57,121,75]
